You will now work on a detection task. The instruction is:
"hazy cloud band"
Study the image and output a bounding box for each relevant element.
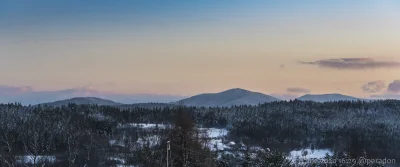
[300,58,400,70]
[286,87,311,93]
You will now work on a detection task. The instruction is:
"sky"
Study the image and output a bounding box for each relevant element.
[0,0,399,99]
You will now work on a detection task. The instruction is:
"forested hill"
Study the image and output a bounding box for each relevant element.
[39,97,122,106]
[177,88,281,107]
[296,93,364,102]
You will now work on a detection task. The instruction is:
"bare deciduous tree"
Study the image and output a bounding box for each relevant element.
[18,113,54,167]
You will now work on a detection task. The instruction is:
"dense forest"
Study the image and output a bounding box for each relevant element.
[1,100,399,166]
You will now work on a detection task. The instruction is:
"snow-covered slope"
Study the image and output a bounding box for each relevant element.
[177,88,281,107]
[297,94,367,102]
[40,97,122,106]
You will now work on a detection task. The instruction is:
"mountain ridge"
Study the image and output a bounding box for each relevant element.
[1,87,391,106]
[176,88,281,107]
[40,97,123,106]
[296,93,369,102]
[0,87,186,105]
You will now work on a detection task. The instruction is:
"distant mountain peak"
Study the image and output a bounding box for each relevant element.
[177,88,281,107]
[222,88,253,93]
[40,97,122,106]
[297,93,365,102]
[226,88,248,91]
[301,93,353,97]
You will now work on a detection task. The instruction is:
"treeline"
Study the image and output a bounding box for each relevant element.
[1,100,400,166]
[0,103,292,167]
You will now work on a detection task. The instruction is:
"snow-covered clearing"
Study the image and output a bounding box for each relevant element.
[207,139,230,151]
[288,149,333,159]
[115,123,336,163]
[115,123,334,161]
[199,128,231,151]
[199,128,229,138]
[117,123,232,151]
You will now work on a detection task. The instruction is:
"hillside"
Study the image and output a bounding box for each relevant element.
[297,93,366,102]
[118,102,177,109]
[0,87,186,105]
[40,97,123,106]
[177,88,281,107]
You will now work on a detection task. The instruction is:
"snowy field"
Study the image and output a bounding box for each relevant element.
[116,123,231,151]
[288,149,333,159]
[207,139,230,151]
[199,128,229,138]
[118,123,229,139]
[115,123,334,162]
[110,124,232,166]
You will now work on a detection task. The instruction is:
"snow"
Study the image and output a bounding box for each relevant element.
[109,139,125,147]
[109,157,137,167]
[288,149,334,165]
[118,124,229,139]
[16,155,56,164]
[208,139,230,151]
[110,135,162,148]
[199,128,229,138]
[116,123,235,152]
[109,140,117,145]
[288,149,333,159]
[248,146,264,152]
[118,123,170,129]
[118,123,229,139]
[198,128,231,151]
[109,157,126,164]
[137,135,162,147]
